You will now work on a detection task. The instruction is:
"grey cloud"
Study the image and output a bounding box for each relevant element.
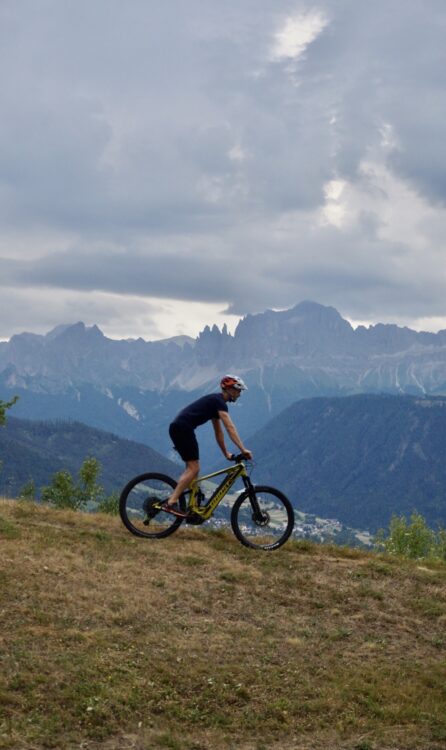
[313,1,446,204]
[0,284,164,340]
[0,246,244,303]
[4,212,445,327]
[0,0,333,232]
[1,0,446,337]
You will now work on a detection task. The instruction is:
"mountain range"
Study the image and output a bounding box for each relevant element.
[2,300,446,458]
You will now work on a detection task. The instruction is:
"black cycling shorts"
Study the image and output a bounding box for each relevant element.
[169,421,199,462]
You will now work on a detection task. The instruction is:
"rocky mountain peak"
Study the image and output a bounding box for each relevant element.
[2,301,446,403]
[233,300,354,358]
[44,322,105,342]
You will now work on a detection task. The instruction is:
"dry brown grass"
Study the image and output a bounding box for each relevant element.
[1,497,446,750]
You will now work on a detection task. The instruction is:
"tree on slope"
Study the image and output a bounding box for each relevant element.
[0,396,18,427]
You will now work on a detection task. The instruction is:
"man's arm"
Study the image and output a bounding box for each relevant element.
[212,417,231,459]
[218,411,252,459]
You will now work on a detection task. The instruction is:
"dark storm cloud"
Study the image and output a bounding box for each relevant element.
[0,249,230,301]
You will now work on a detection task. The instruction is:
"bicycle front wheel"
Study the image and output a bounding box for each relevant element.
[231,485,294,551]
[119,473,186,539]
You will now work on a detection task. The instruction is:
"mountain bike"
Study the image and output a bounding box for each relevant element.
[119,454,295,551]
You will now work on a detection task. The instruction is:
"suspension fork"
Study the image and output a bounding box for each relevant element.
[242,475,263,519]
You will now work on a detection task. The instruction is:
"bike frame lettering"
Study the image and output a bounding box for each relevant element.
[188,462,247,520]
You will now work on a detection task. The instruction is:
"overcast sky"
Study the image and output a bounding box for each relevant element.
[1,0,446,341]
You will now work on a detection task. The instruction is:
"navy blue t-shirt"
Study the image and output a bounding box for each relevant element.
[172,393,228,430]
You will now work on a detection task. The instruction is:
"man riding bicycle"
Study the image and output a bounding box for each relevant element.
[163,375,253,514]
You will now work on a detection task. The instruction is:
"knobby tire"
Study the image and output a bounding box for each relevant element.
[230,485,294,550]
[119,472,186,539]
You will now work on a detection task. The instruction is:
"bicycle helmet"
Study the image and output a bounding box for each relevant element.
[220,374,248,391]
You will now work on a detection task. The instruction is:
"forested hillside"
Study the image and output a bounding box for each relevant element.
[0,417,178,497]
[249,394,446,531]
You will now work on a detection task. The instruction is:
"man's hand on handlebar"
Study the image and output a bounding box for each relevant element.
[227,450,253,461]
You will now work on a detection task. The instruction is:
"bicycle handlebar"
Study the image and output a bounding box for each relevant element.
[229,452,251,462]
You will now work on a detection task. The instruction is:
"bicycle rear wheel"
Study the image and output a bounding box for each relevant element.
[231,485,294,550]
[119,473,186,539]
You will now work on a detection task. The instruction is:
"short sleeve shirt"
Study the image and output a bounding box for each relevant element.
[172,393,228,430]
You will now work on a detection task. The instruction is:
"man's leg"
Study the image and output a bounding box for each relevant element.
[167,460,200,506]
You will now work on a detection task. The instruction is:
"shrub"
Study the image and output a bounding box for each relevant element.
[41,457,117,512]
[375,512,446,561]
[18,480,37,502]
[97,492,120,515]
[41,469,83,510]
[0,396,18,474]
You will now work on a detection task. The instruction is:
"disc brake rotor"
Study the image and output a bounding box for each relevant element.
[253,511,270,527]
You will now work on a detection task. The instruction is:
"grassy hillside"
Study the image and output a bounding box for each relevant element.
[1,499,445,750]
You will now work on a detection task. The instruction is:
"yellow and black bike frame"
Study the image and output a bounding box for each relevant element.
[186,461,250,520]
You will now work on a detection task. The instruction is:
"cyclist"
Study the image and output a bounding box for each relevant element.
[163,374,253,514]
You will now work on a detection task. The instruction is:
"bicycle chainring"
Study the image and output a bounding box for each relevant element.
[185,511,206,525]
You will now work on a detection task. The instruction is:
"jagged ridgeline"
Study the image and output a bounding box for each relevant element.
[1,300,446,457]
